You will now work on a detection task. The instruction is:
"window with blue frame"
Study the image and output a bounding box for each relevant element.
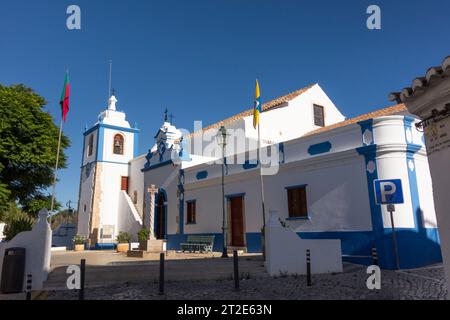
[286,185,308,219]
[186,200,196,224]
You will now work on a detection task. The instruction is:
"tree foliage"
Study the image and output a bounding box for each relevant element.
[0,84,70,218]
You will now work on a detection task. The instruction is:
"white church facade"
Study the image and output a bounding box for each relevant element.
[77,84,442,269]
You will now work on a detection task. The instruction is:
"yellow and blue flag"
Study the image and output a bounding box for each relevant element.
[253,79,261,129]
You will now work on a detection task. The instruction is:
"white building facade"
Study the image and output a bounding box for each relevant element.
[77,84,442,269]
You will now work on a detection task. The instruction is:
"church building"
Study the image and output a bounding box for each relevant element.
[77,83,442,269]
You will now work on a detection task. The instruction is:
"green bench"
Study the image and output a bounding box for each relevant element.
[180,235,215,253]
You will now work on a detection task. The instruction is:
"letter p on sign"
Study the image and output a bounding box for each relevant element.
[374,179,404,205]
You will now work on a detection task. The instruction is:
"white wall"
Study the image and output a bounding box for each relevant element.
[101,127,136,164]
[77,164,96,238]
[266,155,372,232]
[415,156,438,228]
[128,155,146,217]
[265,211,342,276]
[82,130,98,166]
[0,210,51,290]
[97,162,129,242]
[181,152,373,237]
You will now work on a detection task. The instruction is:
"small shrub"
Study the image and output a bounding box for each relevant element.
[3,216,34,241]
[73,235,87,245]
[116,231,131,243]
[137,228,149,241]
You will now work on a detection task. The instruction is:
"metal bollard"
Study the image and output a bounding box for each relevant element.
[233,250,239,291]
[26,274,32,300]
[79,259,86,300]
[306,249,312,286]
[372,247,379,266]
[159,253,165,295]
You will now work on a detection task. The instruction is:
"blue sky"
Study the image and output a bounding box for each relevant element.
[1,0,449,210]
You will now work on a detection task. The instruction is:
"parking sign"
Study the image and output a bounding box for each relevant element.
[374,179,404,205]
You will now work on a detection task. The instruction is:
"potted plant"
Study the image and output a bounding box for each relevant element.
[137,228,150,251]
[73,235,87,251]
[116,231,131,252]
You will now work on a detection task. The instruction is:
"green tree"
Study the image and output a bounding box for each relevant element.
[0,84,70,219]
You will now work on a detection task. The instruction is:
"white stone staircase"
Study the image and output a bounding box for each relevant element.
[118,191,143,239]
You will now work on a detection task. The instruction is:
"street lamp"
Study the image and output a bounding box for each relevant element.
[216,125,229,258]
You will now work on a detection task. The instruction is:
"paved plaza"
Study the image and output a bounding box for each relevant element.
[38,250,449,300]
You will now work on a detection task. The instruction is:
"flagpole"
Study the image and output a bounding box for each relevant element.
[50,115,64,213]
[257,113,267,260]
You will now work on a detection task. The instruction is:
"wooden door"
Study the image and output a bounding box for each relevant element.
[230,196,245,247]
[156,193,166,239]
[121,176,129,192]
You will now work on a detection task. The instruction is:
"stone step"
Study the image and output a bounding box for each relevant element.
[147,240,165,252]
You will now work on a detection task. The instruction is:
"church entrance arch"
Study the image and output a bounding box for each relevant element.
[155,190,167,239]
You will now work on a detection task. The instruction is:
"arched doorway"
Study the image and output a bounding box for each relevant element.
[155,191,167,239]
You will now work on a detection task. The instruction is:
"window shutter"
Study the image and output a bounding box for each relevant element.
[287,186,308,218]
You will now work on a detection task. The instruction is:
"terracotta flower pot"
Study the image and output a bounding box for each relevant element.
[74,244,85,252]
[117,243,129,253]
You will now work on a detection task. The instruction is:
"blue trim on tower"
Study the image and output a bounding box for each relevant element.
[96,126,104,161]
[133,132,139,158]
[84,123,140,136]
[356,119,387,266]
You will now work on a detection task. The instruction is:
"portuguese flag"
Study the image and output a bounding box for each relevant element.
[59,72,70,122]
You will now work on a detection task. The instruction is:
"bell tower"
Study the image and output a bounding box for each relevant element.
[77,94,140,247]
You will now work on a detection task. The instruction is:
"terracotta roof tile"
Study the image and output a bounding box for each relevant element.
[304,103,407,137]
[389,56,450,103]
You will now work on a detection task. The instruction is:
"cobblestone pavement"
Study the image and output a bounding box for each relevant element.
[45,263,448,300]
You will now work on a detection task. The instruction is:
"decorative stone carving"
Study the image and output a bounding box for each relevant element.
[146,184,158,240]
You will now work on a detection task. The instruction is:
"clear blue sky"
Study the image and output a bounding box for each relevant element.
[1,0,449,211]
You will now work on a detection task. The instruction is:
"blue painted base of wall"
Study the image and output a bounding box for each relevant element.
[90,243,116,250]
[167,233,262,253]
[375,228,442,270]
[298,229,442,269]
[167,228,442,270]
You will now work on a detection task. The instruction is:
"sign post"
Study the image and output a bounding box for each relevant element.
[374,179,404,270]
[387,204,400,270]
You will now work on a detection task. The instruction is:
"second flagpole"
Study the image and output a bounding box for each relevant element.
[50,115,63,213]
